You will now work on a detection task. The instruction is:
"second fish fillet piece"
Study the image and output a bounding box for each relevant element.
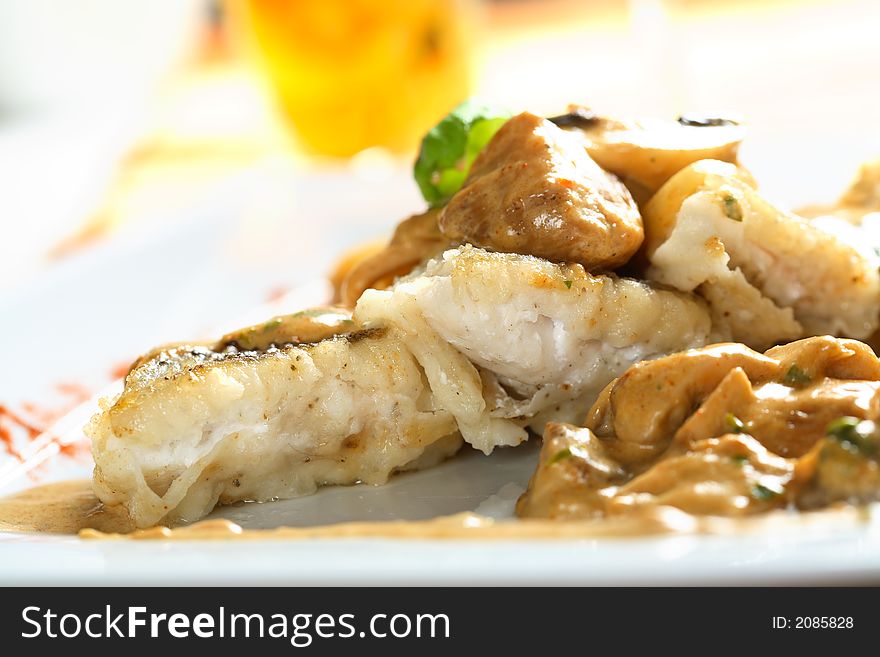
[356,245,715,453]
[643,161,880,350]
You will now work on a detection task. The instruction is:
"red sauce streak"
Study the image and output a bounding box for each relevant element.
[265,285,291,303]
[55,383,92,400]
[108,361,132,380]
[0,383,93,462]
[0,404,40,460]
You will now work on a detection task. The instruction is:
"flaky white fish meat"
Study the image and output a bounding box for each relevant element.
[643,160,880,350]
[356,246,715,451]
[89,246,712,527]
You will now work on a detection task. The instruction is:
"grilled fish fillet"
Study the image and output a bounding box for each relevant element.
[90,330,462,528]
[89,246,713,527]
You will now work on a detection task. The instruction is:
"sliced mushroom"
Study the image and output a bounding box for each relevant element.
[519,336,880,520]
[516,422,627,520]
[793,419,880,510]
[550,105,745,202]
[586,343,780,467]
[608,434,792,517]
[588,336,880,467]
[216,307,355,351]
[332,210,450,307]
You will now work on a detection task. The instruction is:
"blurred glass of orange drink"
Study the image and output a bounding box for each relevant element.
[229,0,476,157]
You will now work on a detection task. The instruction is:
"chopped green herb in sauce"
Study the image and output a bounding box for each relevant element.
[827,416,877,455]
[262,318,283,332]
[563,279,573,289]
[782,364,811,386]
[751,483,781,501]
[724,412,745,434]
[546,447,572,466]
[730,455,749,466]
[721,193,743,221]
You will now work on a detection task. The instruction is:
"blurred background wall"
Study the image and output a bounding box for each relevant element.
[1,0,879,282]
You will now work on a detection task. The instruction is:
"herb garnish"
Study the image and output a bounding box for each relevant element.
[414,100,512,207]
[724,412,745,434]
[782,364,811,386]
[751,483,781,501]
[546,447,572,466]
[262,318,283,332]
[826,416,877,455]
[721,193,743,221]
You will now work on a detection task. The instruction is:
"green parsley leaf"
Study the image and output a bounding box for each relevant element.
[413,99,512,207]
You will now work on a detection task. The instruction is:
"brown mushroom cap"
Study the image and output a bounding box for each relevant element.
[554,106,746,200]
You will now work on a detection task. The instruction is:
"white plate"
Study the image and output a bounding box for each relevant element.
[3,445,880,585]
[2,167,880,586]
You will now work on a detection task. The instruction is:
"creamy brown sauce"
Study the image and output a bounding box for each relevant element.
[0,478,873,543]
[517,337,880,521]
[0,480,134,535]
